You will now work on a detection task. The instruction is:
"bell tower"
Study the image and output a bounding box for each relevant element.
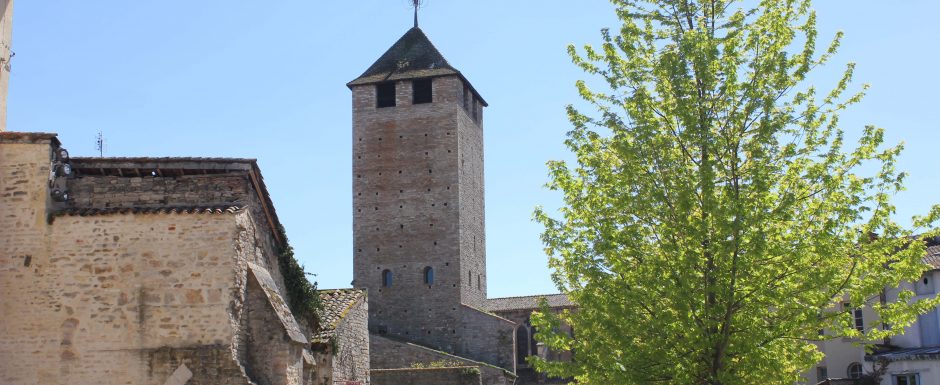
[348,26,488,353]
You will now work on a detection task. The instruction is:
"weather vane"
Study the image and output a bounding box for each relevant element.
[412,0,425,28]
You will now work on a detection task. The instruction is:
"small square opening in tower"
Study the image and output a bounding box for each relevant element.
[376,82,396,108]
[412,78,433,104]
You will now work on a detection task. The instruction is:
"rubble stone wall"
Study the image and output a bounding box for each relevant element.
[370,334,513,385]
[371,367,481,385]
[0,136,310,385]
[333,296,371,384]
[67,173,250,209]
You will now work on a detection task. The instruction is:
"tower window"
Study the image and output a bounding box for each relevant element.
[413,78,433,104]
[382,269,393,287]
[462,84,470,112]
[424,267,434,285]
[377,82,396,108]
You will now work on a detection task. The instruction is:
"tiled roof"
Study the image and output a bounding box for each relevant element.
[312,288,366,343]
[349,27,456,84]
[53,205,244,218]
[346,27,487,105]
[866,346,940,361]
[925,245,940,270]
[486,293,573,312]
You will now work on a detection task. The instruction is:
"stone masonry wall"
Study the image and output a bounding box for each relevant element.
[370,334,514,385]
[245,273,292,385]
[456,91,486,309]
[1,136,309,385]
[352,76,464,352]
[68,173,250,209]
[332,296,371,384]
[0,210,251,385]
[457,306,516,372]
[371,367,481,385]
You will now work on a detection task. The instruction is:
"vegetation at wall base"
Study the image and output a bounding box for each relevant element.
[532,0,940,384]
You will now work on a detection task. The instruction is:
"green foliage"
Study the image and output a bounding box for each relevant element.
[409,361,480,377]
[277,225,322,328]
[532,0,940,384]
[460,367,482,377]
[410,360,466,369]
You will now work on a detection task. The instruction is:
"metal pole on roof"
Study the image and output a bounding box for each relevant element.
[412,0,421,28]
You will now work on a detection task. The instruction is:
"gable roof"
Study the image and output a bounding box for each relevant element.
[312,288,366,343]
[346,27,487,106]
[486,293,573,312]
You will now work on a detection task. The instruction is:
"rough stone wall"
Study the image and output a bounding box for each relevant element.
[332,296,371,384]
[245,273,292,385]
[0,136,310,385]
[0,138,52,281]
[0,210,250,385]
[352,75,466,352]
[371,368,481,385]
[457,306,515,372]
[67,173,250,209]
[370,334,514,385]
[146,346,251,385]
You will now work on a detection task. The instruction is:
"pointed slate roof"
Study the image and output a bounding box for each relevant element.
[347,27,487,106]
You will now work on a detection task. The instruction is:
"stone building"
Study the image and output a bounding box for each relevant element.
[311,289,370,385]
[0,7,572,385]
[348,25,572,385]
[0,132,370,385]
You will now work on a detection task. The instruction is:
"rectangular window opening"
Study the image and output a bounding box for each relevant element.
[413,78,433,104]
[895,373,919,385]
[462,85,470,112]
[845,302,864,332]
[377,82,396,108]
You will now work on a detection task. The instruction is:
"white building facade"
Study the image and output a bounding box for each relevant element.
[811,244,940,385]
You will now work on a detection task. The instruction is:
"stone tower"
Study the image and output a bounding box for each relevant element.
[349,26,490,354]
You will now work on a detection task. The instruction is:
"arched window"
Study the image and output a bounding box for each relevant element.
[382,269,393,287]
[847,362,863,379]
[424,267,434,285]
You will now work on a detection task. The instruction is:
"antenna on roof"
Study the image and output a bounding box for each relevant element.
[412,0,425,28]
[95,131,105,157]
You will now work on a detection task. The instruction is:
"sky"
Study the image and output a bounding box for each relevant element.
[8,1,940,297]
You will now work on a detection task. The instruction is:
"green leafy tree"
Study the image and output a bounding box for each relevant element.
[532,0,940,383]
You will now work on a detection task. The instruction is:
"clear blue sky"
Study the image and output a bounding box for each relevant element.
[8,1,940,296]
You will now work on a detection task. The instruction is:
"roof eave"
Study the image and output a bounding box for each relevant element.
[346,71,488,107]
